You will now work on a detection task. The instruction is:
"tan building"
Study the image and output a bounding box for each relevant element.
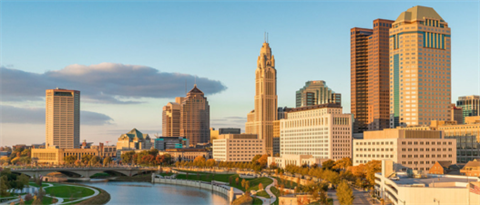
[212,134,265,162]
[210,128,219,140]
[375,160,480,205]
[353,129,456,171]
[46,88,80,148]
[91,144,116,158]
[179,85,210,146]
[159,148,211,162]
[460,159,480,177]
[116,128,152,156]
[267,154,325,169]
[280,103,352,160]
[389,6,452,128]
[162,102,181,137]
[245,41,278,156]
[31,147,99,165]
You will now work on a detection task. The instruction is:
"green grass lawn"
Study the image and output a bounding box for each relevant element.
[45,185,95,199]
[273,177,297,189]
[27,182,49,187]
[23,196,55,205]
[255,190,270,198]
[270,186,280,205]
[252,197,263,205]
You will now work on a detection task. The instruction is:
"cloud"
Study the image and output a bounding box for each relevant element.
[0,105,114,125]
[210,116,246,131]
[0,63,227,104]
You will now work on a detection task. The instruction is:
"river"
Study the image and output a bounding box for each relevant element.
[82,182,229,205]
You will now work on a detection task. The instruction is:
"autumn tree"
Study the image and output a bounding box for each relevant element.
[103,156,112,166]
[193,156,206,168]
[64,155,77,165]
[333,158,352,170]
[258,183,263,190]
[336,180,354,205]
[322,160,335,170]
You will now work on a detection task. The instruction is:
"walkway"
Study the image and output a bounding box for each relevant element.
[255,177,277,205]
[0,183,100,205]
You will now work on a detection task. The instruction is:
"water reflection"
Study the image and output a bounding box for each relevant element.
[83,182,229,205]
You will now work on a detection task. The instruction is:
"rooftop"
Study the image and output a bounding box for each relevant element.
[382,173,478,188]
[395,5,444,23]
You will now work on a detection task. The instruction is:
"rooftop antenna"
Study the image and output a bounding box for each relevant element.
[267,32,269,43]
[195,76,197,86]
[264,32,266,42]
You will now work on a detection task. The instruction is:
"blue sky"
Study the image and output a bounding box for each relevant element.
[1,0,479,146]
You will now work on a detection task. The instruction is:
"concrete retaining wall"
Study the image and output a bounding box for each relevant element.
[153,178,235,203]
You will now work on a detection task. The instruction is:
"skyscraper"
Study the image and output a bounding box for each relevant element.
[389,6,451,127]
[351,19,393,132]
[162,102,181,136]
[456,95,480,121]
[180,85,210,146]
[296,80,341,108]
[45,88,80,148]
[245,40,278,155]
[351,27,373,133]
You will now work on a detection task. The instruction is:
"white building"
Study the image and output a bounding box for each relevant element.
[353,129,456,171]
[376,160,480,205]
[267,154,326,169]
[280,103,352,160]
[212,134,265,162]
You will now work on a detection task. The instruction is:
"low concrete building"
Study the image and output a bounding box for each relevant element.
[353,129,456,171]
[31,147,99,165]
[153,137,189,151]
[116,128,152,156]
[460,159,480,177]
[90,144,116,158]
[375,160,480,205]
[267,154,326,169]
[212,134,265,162]
[160,148,211,162]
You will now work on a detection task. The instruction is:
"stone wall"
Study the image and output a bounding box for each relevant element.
[153,178,236,203]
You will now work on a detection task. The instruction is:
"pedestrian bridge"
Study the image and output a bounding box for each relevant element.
[10,166,159,178]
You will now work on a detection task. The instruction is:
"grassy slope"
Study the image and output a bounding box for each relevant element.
[270,186,280,205]
[255,190,270,198]
[45,185,94,198]
[252,197,263,205]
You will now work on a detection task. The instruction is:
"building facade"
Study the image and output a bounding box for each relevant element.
[351,28,373,133]
[267,154,326,169]
[218,128,241,135]
[116,128,152,156]
[159,148,211,162]
[212,134,265,162]
[280,103,352,160]
[179,85,210,146]
[245,41,278,155]
[295,80,341,108]
[45,88,80,148]
[456,95,480,121]
[389,6,452,128]
[31,147,99,165]
[153,137,189,151]
[162,102,181,137]
[353,129,456,171]
[90,144,117,158]
[450,103,463,124]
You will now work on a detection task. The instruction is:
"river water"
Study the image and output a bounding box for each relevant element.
[82,182,229,205]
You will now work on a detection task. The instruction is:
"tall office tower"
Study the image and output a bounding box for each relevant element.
[367,19,394,131]
[296,80,341,108]
[351,19,393,132]
[162,102,181,136]
[457,95,480,120]
[45,88,80,148]
[179,85,210,146]
[389,6,451,127]
[245,40,278,155]
[351,28,373,133]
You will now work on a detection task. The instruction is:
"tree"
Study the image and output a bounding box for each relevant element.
[89,156,101,166]
[64,155,77,165]
[245,181,250,191]
[336,180,354,205]
[322,160,335,170]
[258,183,263,190]
[334,158,352,170]
[206,159,216,168]
[241,179,246,188]
[82,155,93,165]
[121,151,135,164]
[193,156,206,168]
[103,156,112,166]
[236,177,239,185]
[365,160,381,187]
[0,176,9,197]
[15,174,29,192]
[319,189,328,205]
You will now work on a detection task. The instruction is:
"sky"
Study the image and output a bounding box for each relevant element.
[1,0,479,146]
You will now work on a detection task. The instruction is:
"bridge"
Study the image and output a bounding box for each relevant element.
[9,166,160,178]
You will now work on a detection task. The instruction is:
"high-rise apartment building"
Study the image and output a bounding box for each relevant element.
[180,85,210,147]
[45,88,80,148]
[456,95,480,121]
[212,134,265,162]
[351,19,393,132]
[296,80,341,108]
[280,103,352,160]
[162,102,181,136]
[245,41,278,155]
[389,6,452,128]
[351,28,372,133]
[450,103,463,124]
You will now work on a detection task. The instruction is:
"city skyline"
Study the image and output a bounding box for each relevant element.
[1,1,479,146]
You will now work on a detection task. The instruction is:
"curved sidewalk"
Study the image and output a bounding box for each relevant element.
[255,177,277,205]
